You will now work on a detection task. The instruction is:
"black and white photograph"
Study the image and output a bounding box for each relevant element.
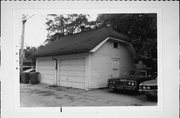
[18,13,157,107]
[0,37,1,118]
[1,1,179,118]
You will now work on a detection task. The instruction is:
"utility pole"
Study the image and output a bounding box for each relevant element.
[20,15,27,72]
[20,14,35,72]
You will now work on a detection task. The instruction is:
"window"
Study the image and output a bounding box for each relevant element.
[113,42,118,48]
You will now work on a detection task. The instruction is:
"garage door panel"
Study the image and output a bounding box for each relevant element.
[41,78,55,85]
[40,74,55,80]
[59,58,85,89]
[61,59,85,66]
[38,59,56,85]
[38,66,55,70]
[39,70,55,75]
[60,76,85,83]
[60,71,85,77]
[60,81,84,89]
[68,71,85,77]
[38,61,56,66]
[60,65,85,71]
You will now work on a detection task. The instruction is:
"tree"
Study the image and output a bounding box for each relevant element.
[23,46,37,66]
[45,14,93,44]
[44,13,157,70]
[24,46,37,59]
[96,14,157,58]
[96,14,157,71]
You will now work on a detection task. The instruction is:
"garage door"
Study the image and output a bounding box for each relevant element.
[38,60,56,85]
[59,59,85,89]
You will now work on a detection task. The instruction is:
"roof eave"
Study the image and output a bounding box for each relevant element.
[89,37,136,58]
[33,50,90,58]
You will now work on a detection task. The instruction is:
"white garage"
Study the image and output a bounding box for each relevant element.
[34,27,136,90]
[37,59,56,85]
[59,59,86,89]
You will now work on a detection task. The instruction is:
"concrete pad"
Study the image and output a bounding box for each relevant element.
[20,83,157,107]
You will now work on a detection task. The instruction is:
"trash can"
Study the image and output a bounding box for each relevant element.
[20,72,30,84]
[29,72,39,84]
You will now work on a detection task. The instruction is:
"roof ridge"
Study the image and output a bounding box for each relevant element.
[33,27,130,57]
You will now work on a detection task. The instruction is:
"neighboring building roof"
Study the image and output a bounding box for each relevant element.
[33,27,130,57]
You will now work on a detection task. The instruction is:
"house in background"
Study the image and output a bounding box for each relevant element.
[22,58,34,70]
[33,27,136,90]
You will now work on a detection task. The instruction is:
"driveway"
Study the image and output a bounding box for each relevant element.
[20,83,157,107]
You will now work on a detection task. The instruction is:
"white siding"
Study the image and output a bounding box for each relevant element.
[36,42,134,90]
[58,58,86,89]
[89,40,134,89]
[36,57,56,85]
[56,53,88,89]
[36,54,88,89]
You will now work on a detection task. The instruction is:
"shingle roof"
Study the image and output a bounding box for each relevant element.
[33,27,130,57]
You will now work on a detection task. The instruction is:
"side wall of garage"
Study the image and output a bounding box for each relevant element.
[89,40,134,89]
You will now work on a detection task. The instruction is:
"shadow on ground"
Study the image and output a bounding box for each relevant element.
[20,83,157,107]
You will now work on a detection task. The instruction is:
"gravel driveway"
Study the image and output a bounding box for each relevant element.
[20,83,157,107]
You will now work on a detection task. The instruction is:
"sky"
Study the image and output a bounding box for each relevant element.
[16,14,98,48]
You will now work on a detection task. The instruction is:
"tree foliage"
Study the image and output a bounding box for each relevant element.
[45,13,157,70]
[45,14,93,43]
[96,14,157,59]
[24,46,37,59]
[23,46,37,66]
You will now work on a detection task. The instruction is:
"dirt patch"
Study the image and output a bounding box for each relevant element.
[29,89,56,96]
[63,95,76,100]
[20,84,157,107]
[55,96,63,99]
[129,103,143,106]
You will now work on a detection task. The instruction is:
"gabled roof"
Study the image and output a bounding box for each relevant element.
[33,27,130,57]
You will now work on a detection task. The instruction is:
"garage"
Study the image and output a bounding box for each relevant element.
[38,60,56,85]
[33,27,136,90]
[59,59,86,89]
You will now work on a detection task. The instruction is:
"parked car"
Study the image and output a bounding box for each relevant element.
[139,78,157,99]
[108,69,156,92]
